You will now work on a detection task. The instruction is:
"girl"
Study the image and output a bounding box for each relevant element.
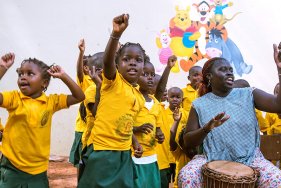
[0,53,84,187]
[179,43,281,187]
[78,14,145,187]
[132,55,175,188]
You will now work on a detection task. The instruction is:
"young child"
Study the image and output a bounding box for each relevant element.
[157,87,189,188]
[181,66,202,112]
[233,79,268,134]
[69,39,95,169]
[265,83,281,135]
[132,55,176,188]
[0,53,84,187]
[78,14,145,187]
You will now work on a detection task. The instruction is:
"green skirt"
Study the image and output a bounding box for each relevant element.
[160,168,170,188]
[78,145,135,188]
[0,156,49,188]
[69,131,83,166]
[134,162,161,188]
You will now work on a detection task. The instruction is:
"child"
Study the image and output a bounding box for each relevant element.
[69,39,95,169]
[132,55,176,188]
[265,83,281,135]
[0,53,84,187]
[78,14,145,187]
[233,79,269,134]
[181,66,202,112]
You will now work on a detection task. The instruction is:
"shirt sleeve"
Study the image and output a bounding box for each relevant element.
[50,94,68,112]
[1,91,18,110]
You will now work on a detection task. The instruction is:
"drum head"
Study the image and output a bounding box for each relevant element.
[207,160,254,177]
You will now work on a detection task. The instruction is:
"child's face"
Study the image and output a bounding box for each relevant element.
[117,46,144,85]
[168,89,183,110]
[161,89,168,102]
[188,67,202,89]
[17,62,46,98]
[138,63,155,93]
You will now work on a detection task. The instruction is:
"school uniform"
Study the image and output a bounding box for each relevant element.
[78,72,145,188]
[182,84,198,112]
[0,91,67,187]
[132,95,162,188]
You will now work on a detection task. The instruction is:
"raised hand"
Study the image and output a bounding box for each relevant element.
[0,52,15,70]
[78,39,85,53]
[47,65,65,79]
[112,14,129,37]
[133,123,154,134]
[88,66,102,87]
[167,55,177,68]
[204,112,230,132]
[173,107,182,122]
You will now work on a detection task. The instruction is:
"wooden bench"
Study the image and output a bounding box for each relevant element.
[260,135,281,161]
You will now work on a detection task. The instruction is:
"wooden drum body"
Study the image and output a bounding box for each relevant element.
[202,160,258,188]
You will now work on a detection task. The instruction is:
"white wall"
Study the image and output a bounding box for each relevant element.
[0,0,281,155]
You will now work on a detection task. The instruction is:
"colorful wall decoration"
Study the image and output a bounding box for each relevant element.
[156,0,252,77]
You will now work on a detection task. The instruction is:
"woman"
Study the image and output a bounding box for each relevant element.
[178,44,281,188]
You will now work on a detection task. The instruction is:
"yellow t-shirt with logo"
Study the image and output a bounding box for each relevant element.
[88,72,145,151]
[265,112,281,135]
[75,75,94,132]
[133,95,162,157]
[182,84,198,112]
[1,91,67,174]
[81,84,97,149]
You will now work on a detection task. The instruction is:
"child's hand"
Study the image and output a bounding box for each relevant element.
[173,107,182,122]
[112,14,129,37]
[78,39,85,53]
[273,42,281,68]
[156,127,165,144]
[167,55,177,69]
[133,141,143,158]
[133,123,153,134]
[0,53,15,70]
[47,65,65,79]
[89,66,102,88]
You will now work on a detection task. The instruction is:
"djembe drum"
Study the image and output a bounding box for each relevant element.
[202,160,258,188]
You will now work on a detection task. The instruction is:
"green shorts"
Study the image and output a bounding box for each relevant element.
[69,131,83,166]
[134,162,161,188]
[78,145,135,188]
[0,156,49,188]
[160,168,170,188]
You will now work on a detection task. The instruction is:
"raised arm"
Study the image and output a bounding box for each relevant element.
[0,52,15,79]
[103,14,129,80]
[155,55,176,101]
[170,107,181,151]
[77,39,85,83]
[253,43,281,113]
[183,107,229,150]
[48,65,85,106]
[0,53,15,105]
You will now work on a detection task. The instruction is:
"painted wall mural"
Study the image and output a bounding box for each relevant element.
[156,0,252,76]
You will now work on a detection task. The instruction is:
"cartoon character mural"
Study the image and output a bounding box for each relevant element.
[155,0,252,77]
[206,28,252,76]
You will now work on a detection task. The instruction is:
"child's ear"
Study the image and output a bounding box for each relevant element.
[42,79,50,91]
[206,73,212,80]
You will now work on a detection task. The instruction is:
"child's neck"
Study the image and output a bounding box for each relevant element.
[142,92,152,102]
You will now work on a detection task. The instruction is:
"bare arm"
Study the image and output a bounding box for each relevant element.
[48,65,85,107]
[183,107,229,150]
[170,107,181,151]
[155,55,177,101]
[253,44,281,113]
[103,14,129,80]
[77,39,85,83]
[87,86,100,117]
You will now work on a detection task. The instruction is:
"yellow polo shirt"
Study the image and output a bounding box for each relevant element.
[133,95,162,157]
[156,107,188,169]
[182,84,198,111]
[88,72,145,151]
[265,112,281,135]
[1,91,67,174]
[81,84,97,149]
[75,75,94,132]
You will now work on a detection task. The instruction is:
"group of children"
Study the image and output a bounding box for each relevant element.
[0,13,280,188]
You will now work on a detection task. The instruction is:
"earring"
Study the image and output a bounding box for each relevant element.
[207,79,211,87]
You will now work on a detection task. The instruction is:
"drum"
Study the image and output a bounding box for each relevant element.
[202,160,258,188]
